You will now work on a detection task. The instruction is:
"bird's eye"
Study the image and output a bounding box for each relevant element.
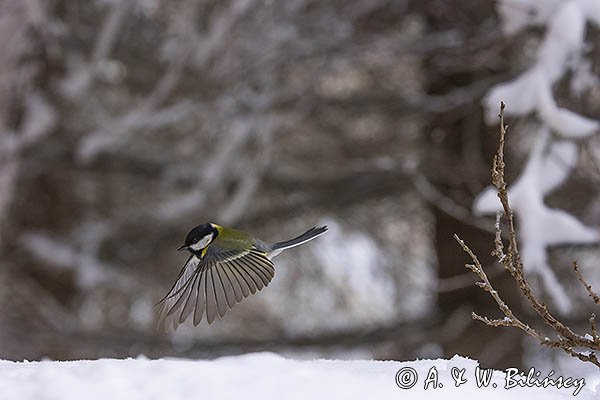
[193,238,200,243]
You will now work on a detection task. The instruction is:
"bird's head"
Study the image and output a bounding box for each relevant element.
[178,223,219,255]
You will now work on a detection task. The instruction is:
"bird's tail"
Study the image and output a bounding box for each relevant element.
[270,226,328,256]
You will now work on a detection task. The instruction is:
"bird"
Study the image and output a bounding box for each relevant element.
[158,223,328,328]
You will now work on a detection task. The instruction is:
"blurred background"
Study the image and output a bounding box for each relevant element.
[1,0,599,376]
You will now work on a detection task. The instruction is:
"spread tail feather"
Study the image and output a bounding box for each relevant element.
[270,226,328,256]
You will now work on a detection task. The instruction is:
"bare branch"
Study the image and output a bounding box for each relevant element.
[456,102,600,369]
[573,261,600,305]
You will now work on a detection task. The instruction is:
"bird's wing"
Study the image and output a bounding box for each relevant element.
[157,245,275,329]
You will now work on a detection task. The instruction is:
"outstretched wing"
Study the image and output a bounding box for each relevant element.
[157,245,275,329]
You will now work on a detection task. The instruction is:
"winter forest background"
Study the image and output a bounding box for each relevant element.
[1,0,600,376]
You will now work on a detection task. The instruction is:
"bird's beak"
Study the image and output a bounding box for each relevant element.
[177,244,188,251]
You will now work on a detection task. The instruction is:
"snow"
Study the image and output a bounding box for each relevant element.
[0,353,596,400]
[496,0,562,34]
[485,0,599,139]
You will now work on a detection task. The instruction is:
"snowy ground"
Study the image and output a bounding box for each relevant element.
[0,353,597,399]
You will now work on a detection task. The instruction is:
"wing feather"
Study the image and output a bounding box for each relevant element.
[246,251,275,285]
[230,258,261,293]
[242,255,271,289]
[158,244,276,328]
[178,269,201,323]
[156,255,200,329]
[212,264,229,317]
[205,261,219,324]
[250,248,276,273]
[221,264,244,302]
[214,263,236,308]
[193,269,206,326]
[166,276,193,316]
[243,256,271,286]
[158,255,198,303]
[227,262,251,298]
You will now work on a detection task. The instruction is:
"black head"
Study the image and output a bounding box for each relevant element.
[178,223,219,253]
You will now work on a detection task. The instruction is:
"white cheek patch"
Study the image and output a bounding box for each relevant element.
[189,234,213,251]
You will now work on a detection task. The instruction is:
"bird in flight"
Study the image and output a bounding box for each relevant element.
[158,223,327,328]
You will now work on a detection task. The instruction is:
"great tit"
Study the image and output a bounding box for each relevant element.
[158,223,328,328]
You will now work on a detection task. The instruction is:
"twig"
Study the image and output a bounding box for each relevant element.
[455,102,600,369]
[437,263,505,293]
[454,234,544,341]
[573,261,600,305]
